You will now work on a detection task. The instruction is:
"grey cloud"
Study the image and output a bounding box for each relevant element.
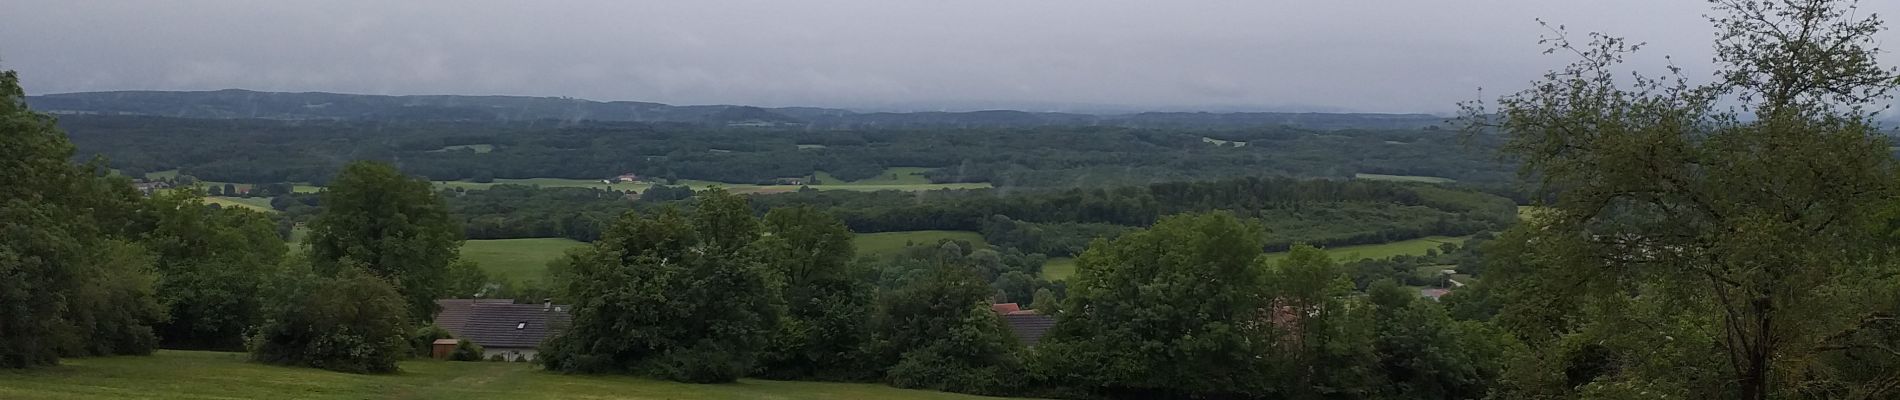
[3,0,1897,113]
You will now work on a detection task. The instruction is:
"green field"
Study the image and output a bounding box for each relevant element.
[815,167,936,186]
[0,350,1023,400]
[1353,173,1456,184]
[436,175,988,194]
[199,182,323,194]
[204,196,274,213]
[1516,205,1546,221]
[1042,257,1077,281]
[853,230,988,259]
[430,144,495,153]
[1261,236,1470,264]
[1201,137,1249,147]
[435,178,653,192]
[460,238,588,282]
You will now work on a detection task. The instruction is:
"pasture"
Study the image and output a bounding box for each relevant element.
[1200,137,1248,147]
[430,144,495,153]
[853,230,988,259]
[0,350,1024,400]
[460,238,588,282]
[204,196,274,213]
[1261,236,1469,264]
[1353,173,1456,184]
[1041,257,1077,281]
[815,167,936,186]
[435,176,988,194]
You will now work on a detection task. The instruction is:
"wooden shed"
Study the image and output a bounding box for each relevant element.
[431,338,459,360]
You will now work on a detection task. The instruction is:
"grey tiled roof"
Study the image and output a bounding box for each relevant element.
[1001,313,1056,347]
[433,299,570,349]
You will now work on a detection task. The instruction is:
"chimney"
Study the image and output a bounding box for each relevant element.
[543,298,552,312]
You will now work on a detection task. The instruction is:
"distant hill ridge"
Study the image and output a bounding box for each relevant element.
[28,89,1448,130]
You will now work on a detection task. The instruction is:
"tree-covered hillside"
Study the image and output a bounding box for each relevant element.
[59,115,1512,188]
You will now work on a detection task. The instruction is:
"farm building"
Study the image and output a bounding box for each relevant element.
[991,303,1056,347]
[433,298,570,362]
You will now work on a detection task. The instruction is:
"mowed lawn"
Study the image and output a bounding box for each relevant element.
[1260,236,1470,264]
[853,230,988,259]
[0,351,1028,400]
[460,238,588,281]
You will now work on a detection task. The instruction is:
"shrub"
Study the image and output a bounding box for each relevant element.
[250,267,410,374]
[411,324,452,358]
[448,339,484,361]
[874,265,1022,396]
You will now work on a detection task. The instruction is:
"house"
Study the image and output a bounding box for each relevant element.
[1419,288,1452,301]
[433,299,571,362]
[132,180,172,195]
[991,303,1056,347]
[613,173,639,183]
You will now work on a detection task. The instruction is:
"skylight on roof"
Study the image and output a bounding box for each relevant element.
[516,322,526,330]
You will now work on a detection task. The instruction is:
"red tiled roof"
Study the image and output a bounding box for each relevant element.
[991,303,1022,314]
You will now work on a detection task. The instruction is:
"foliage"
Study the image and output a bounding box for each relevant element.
[540,189,778,383]
[1461,0,1900,397]
[1262,246,1382,399]
[874,265,1023,396]
[250,266,411,374]
[410,324,452,358]
[58,239,165,358]
[58,112,1510,187]
[0,69,162,368]
[135,189,287,350]
[306,160,463,320]
[449,339,484,362]
[755,206,877,381]
[1034,212,1275,398]
[446,185,627,241]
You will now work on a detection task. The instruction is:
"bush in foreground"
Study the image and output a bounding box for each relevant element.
[250,267,410,374]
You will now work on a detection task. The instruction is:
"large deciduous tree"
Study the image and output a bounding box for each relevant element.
[306,161,462,320]
[0,69,162,367]
[136,189,287,350]
[755,205,876,381]
[1464,0,1900,397]
[874,264,1023,395]
[540,188,779,383]
[1034,211,1275,398]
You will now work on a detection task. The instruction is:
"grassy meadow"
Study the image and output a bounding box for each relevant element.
[1200,137,1248,147]
[204,196,274,213]
[0,350,1025,400]
[1352,173,1456,184]
[853,230,988,259]
[460,238,588,282]
[430,144,495,153]
[1041,257,1077,281]
[815,167,936,186]
[1260,236,1469,264]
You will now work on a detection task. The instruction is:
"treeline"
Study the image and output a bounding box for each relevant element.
[541,197,1512,398]
[59,115,1513,187]
[400,177,1515,255]
[753,177,1517,253]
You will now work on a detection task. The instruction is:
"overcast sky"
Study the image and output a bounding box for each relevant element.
[4,1,1899,114]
